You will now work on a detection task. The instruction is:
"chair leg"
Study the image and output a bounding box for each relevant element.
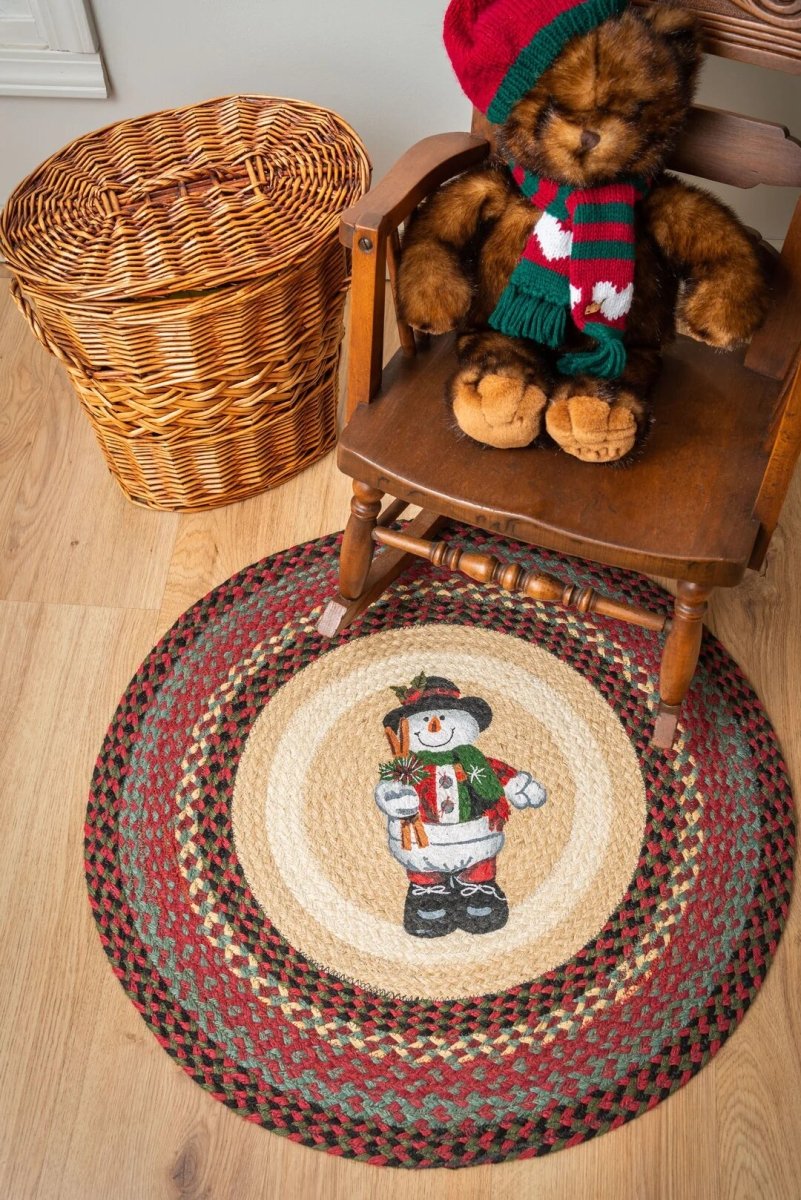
[339,481,385,601]
[317,496,445,639]
[652,580,712,749]
[317,480,383,636]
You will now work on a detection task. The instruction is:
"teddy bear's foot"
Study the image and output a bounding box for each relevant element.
[452,367,548,449]
[449,334,551,449]
[546,392,644,463]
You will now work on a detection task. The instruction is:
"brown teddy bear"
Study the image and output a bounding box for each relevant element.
[397,0,769,462]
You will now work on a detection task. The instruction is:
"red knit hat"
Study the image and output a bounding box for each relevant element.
[444,0,629,124]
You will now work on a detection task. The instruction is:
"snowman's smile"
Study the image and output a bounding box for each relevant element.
[418,728,454,748]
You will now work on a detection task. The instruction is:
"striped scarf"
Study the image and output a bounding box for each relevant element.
[489,164,648,379]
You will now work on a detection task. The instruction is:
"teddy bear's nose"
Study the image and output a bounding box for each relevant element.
[580,129,601,151]
[428,716,442,733]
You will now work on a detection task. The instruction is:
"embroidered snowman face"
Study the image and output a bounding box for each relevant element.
[406,709,480,752]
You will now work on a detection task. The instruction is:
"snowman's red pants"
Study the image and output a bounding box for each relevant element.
[407,858,496,886]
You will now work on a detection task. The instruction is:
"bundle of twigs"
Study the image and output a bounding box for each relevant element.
[381,718,429,850]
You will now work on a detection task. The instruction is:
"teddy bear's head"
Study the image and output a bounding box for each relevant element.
[501,8,702,185]
[445,1,702,186]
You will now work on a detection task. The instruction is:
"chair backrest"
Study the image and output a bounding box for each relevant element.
[631,0,801,75]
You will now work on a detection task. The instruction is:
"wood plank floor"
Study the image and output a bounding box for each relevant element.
[1,282,799,1200]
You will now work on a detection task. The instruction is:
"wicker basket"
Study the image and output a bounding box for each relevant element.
[0,95,370,510]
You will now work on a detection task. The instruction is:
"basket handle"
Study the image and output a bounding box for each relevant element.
[9,278,86,375]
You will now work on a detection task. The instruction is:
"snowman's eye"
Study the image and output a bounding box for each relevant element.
[439,715,446,721]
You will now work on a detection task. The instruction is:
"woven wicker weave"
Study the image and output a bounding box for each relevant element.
[0,95,370,510]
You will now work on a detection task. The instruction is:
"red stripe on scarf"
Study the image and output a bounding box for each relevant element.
[529,176,560,211]
[567,183,641,210]
[572,222,635,243]
[569,257,637,278]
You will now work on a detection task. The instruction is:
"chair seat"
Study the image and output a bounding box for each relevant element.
[338,333,783,586]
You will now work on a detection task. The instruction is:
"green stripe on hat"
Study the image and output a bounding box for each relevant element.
[487,0,629,125]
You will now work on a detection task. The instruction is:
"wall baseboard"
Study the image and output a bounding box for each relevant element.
[0,46,107,97]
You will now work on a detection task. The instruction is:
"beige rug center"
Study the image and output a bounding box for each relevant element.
[232,624,647,1000]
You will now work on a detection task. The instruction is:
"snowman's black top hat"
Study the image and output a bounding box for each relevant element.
[383,676,492,734]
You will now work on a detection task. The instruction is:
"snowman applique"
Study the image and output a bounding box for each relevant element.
[375,674,547,938]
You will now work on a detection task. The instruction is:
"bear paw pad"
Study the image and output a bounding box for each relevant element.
[451,368,547,449]
[546,395,638,462]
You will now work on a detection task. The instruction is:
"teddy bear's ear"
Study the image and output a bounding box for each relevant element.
[641,4,704,80]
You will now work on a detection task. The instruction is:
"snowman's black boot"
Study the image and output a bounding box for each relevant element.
[403,881,458,938]
[454,877,509,935]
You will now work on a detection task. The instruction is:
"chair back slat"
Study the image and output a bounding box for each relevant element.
[633,0,801,75]
[745,197,801,379]
[667,107,801,188]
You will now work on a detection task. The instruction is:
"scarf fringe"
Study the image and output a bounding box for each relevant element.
[489,285,566,347]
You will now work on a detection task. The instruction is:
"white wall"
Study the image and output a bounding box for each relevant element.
[0,0,468,198]
[0,0,799,239]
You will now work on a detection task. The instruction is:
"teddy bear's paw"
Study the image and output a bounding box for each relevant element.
[398,248,473,335]
[677,278,766,350]
[545,394,641,462]
[451,366,548,449]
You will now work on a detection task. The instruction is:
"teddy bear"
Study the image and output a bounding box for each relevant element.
[397,0,769,463]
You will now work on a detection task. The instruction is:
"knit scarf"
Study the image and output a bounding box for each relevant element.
[415,745,504,823]
[489,163,648,379]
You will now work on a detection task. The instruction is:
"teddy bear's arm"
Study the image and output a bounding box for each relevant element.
[398,165,511,335]
[645,175,769,349]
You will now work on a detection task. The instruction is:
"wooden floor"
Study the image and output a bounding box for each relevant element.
[1,279,800,1200]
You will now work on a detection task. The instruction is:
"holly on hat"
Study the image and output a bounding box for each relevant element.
[444,0,629,125]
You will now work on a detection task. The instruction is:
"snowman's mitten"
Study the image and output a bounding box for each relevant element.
[504,772,547,810]
[374,781,420,819]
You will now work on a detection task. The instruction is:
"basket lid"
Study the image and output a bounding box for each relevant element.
[0,95,370,302]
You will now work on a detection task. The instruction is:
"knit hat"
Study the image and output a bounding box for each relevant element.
[444,0,629,124]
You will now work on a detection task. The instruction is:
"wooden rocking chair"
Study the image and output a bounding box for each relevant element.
[319,0,801,749]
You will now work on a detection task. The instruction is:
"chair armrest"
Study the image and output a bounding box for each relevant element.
[341,132,489,417]
[340,132,491,248]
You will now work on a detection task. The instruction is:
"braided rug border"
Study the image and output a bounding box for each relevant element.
[85,525,795,1168]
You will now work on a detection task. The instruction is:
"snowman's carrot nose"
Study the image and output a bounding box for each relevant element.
[427,716,442,733]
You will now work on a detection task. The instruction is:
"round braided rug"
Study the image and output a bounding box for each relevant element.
[85,525,795,1169]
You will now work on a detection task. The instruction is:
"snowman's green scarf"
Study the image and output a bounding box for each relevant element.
[416,745,503,823]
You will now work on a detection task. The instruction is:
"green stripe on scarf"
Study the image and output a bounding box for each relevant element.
[572,202,637,225]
